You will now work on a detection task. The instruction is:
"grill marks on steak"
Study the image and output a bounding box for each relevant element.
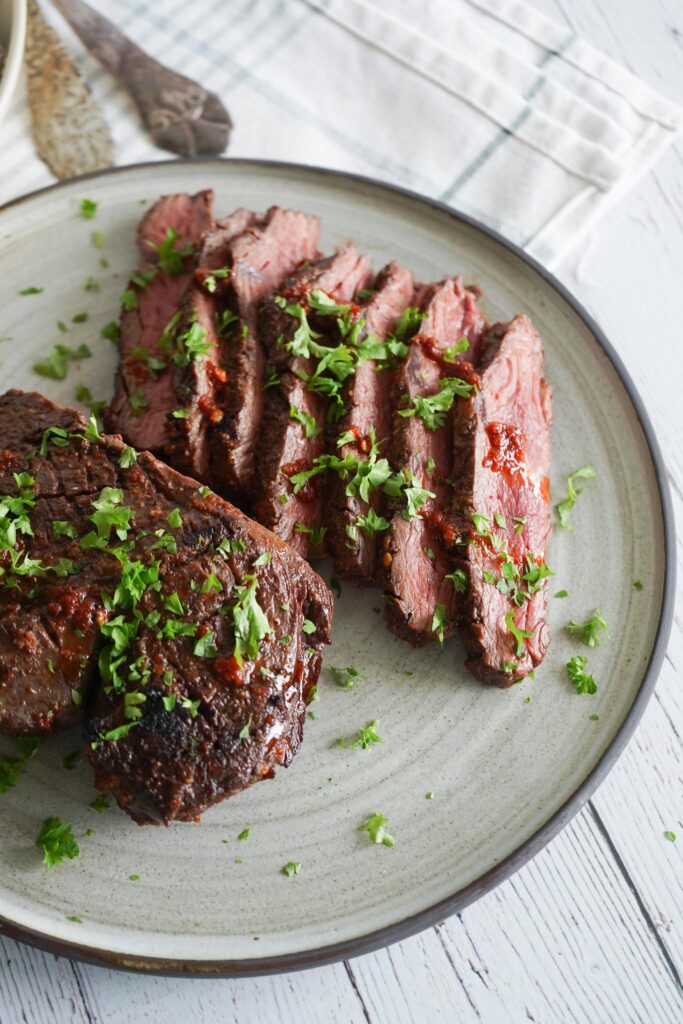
[380,279,487,646]
[205,207,321,501]
[325,261,415,583]
[253,246,373,558]
[105,191,214,453]
[0,390,332,824]
[448,316,552,685]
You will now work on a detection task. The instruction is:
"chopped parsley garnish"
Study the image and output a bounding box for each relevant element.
[172,408,190,418]
[101,321,120,342]
[75,384,92,403]
[264,363,281,389]
[393,306,426,341]
[0,755,23,794]
[159,311,211,366]
[356,507,390,535]
[63,750,82,771]
[302,618,316,634]
[232,574,272,665]
[201,572,223,594]
[238,828,251,841]
[33,343,91,380]
[426,792,435,800]
[118,447,137,469]
[121,289,138,311]
[128,390,149,416]
[432,605,449,646]
[331,666,359,689]
[19,286,43,295]
[67,915,83,923]
[289,403,321,438]
[36,817,79,867]
[444,337,470,362]
[554,590,568,599]
[84,277,100,292]
[80,198,97,219]
[129,874,140,881]
[566,655,597,695]
[398,377,474,430]
[556,465,596,529]
[92,229,103,248]
[339,719,382,750]
[215,309,240,337]
[294,522,328,547]
[52,520,76,540]
[167,508,183,529]
[238,719,251,739]
[633,580,643,591]
[72,311,88,323]
[445,568,467,593]
[566,610,608,648]
[359,813,395,847]
[505,610,533,657]
[194,630,217,658]
[282,861,301,877]
[149,226,195,275]
[664,831,677,843]
[203,267,230,292]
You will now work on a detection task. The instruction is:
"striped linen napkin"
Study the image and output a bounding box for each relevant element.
[1,0,680,268]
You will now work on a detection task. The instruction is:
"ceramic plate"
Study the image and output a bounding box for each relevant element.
[0,160,674,974]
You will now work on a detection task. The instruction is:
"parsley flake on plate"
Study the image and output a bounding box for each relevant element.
[566,609,608,648]
[19,286,43,295]
[80,198,97,219]
[663,831,677,843]
[149,227,195,275]
[282,861,301,877]
[339,720,382,750]
[555,465,596,529]
[33,343,91,381]
[238,828,251,841]
[90,795,110,813]
[566,655,597,695]
[331,666,359,689]
[36,817,79,867]
[359,812,395,847]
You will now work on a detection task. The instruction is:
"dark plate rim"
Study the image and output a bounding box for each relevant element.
[0,157,676,977]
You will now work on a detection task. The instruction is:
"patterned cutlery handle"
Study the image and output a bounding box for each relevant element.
[25,0,115,178]
[50,0,232,157]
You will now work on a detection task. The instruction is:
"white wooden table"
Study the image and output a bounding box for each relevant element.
[1,1,682,1020]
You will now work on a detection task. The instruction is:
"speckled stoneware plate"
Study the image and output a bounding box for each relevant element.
[0,160,675,975]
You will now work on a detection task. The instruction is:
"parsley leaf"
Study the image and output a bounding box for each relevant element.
[36,817,79,867]
[556,465,596,529]
[289,403,321,438]
[505,610,533,657]
[566,610,608,648]
[118,447,137,469]
[339,720,382,750]
[232,575,272,665]
[331,666,359,689]
[359,813,395,847]
[445,568,468,593]
[33,343,91,381]
[101,321,120,343]
[80,198,97,219]
[432,604,449,646]
[398,377,474,430]
[283,861,302,877]
[294,522,328,547]
[149,227,195,275]
[566,655,597,695]
[356,507,390,535]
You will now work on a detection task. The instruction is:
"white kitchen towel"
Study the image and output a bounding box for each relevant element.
[1,0,681,268]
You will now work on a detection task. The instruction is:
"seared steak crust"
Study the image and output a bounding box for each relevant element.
[0,390,332,823]
[379,279,487,646]
[447,316,552,685]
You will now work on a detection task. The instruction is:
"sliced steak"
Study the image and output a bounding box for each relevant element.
[105,191,214,451]
[0,390,332,825]
[253,246,373,558]
[161,209,262,482]
[325,262,415,583]
[204,207,322,501]
[379,278,487,646]
[446,315,552,686]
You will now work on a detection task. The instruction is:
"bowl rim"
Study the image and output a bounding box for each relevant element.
[0,0,27,127]
[0,156,676,977]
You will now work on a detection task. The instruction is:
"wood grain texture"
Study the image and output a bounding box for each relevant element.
[0,1,682,1021]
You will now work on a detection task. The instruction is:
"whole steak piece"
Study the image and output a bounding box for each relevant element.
[105,191,215,452]
[379,279,487,646]
[448,316,553,686]
[0,390,332,824]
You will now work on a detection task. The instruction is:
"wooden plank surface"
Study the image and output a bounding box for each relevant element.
[1,1,682,1021]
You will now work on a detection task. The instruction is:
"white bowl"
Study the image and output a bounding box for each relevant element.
[0,0,26,128]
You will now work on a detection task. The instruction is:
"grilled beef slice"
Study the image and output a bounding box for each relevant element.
[0,390,332,823]
[253,246,373,558]
[105,191,214,451]
[203,207,322,501]
[325,262,415,583]
[447,315,552,686]
[379,279,487,646]
[160,209,261,482]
